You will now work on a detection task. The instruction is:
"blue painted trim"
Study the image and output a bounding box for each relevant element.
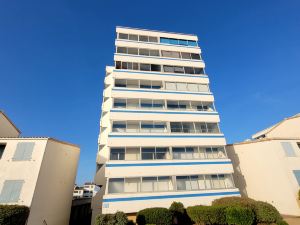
[116,39,199,49]
[113,69,208,79]
[106,161,232,167]
[103,191,240,202]
[112,88,213,96]
[108,135,225,138]
[110,109,218,115]
[115,53,203,63]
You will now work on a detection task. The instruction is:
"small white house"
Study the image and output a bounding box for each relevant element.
[227,113,300,216]
[0,111,80,225]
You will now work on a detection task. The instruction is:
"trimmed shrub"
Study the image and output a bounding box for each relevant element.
[95,211,128,225]
[225,206,255,225]
[186,205,226,225]
[136,208,172,225]
[276,220,289,225]
[253,201,282,224]
[169,202,192,225]
[0,205,29,225]
[212,196,256,209]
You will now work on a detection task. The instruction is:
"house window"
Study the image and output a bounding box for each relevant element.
[293,170,300,185]
[0,180,24,203]
[12,142,35,161]
[281,142,296,157]
[0,144,6,159]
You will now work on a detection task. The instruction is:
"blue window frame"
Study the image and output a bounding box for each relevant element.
[179,39,188,45]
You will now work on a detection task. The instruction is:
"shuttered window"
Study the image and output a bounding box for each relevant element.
[13,142,35,161]
[0,180,24,203]
[281,142,296,157]
[293,170,300,185]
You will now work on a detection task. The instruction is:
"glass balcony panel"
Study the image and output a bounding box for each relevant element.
[126,122,139,133]
[141,148,155,160]
[108,178,124,193]
[124,178,140,193]
[165,82,176,90]
[127,99,139,108]
[157,177,172,191]
[141,177,157,192]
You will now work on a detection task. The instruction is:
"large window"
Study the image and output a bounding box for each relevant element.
[110,148,125,160]
[160,37,197,47]
[163,66,204,75]
[118,33,158,43]
[141,147,169,160]
[0,180,24,203]
[108,178,124,193]
[170,122,219,133]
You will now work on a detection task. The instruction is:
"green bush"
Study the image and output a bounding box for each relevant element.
[186,205,226,225]
[253,201,282,224]
[95,211,128,225]
[276,220,289,225]
[136,208,172,225]
[169,202,192,225]
[212,196,257,209]
[0,205,29,225]
[225,206,255,225]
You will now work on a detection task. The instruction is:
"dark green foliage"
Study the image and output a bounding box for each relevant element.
[186,205,227,225]
[169,202,192,225]
[0,205,29,225]
[212,196,257,209]
[276,220,289,225]
[225,206,255,225]
[136,208,172,225]
[253,201,282,224]
[95,211,128,225]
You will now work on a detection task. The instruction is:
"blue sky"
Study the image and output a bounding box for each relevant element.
[0,0,299,185]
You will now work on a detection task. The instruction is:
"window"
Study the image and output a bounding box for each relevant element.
[128,48,138,55]
[298,143,300,149]
[194,68,204,74]
[13,142,35,161]
[176,176,199,191]
[173,147,196,159]
[181,53,191,59]
[139,35,148,42]
[139,49,149,56]
[141,177,157,192]
[112,122,126,132]
[294,170,300,185]
[281,142,296,157]
[141,147,168,160]
[117,47,126,54]
[140,64,151,71]
[115,79,126,87]
[110,148,125,160]
[0,144,6,159]
[119,33,128,39]
[150,50,159,56]
[129,34,138,41]
[160,37,198,47]
[191,53,201,60]
[124,178,140,193]
[149,36,158,43]
[113,99,126,108]
[108,178,124,193]
[0,180,24,203]
[174,67,184,74]
[151,64,161,72]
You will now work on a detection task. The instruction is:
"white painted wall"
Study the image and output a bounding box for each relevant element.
[227,139,300,216]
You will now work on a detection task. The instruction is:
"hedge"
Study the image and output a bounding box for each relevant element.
[95,211,128,225]
[186,205,227,225]
[212,196,257,209]
[136,207,172,225]
[169,202,192,225]
[253,201,282,224]
[0,205,29,225]
[225,206,255,225]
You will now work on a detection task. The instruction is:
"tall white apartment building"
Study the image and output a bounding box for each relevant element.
[92,27,240,219]
[0,111,80,225]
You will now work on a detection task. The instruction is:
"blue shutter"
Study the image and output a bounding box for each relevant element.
[281,142,296,157]
[293,170,300,185]
[0,180,24,203]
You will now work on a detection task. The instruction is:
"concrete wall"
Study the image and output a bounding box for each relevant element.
[0,113,20,137]
[227,139,300,216]
[27,139,80,225]
[268,116,300,139]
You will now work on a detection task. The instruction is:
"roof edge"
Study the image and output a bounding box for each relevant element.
[0,111,21,134]
[227,137,300,146]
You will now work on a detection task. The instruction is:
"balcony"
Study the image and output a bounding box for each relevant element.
[111,121,220,134]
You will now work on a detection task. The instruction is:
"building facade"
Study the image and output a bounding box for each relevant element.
[92,27,240,219]
[73,182,99,199]
[227,113,300,216]
[0,111,80,225]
